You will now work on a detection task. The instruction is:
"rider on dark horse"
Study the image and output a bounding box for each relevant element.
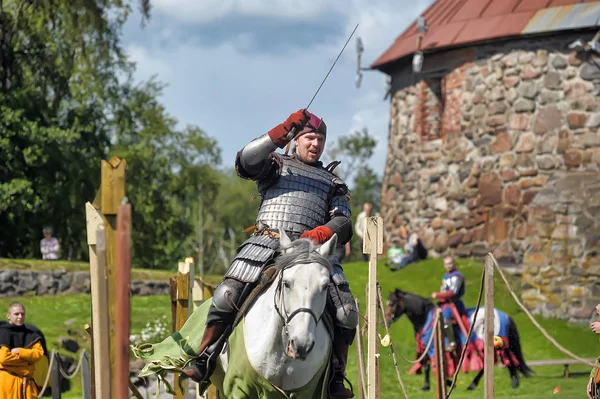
[182,109,358,398]
[431,256,466,352]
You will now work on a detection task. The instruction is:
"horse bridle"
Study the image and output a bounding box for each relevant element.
[273,264,321,336]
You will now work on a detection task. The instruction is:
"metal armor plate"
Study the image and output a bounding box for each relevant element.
[255,156,344,236]
[224,234,279,283]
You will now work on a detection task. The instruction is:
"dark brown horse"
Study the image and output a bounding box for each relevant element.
[384,288,532,391]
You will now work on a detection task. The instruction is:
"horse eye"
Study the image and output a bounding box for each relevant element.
[283,281,291,289]
[320,282,329,292]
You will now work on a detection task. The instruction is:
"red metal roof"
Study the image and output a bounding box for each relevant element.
[371,0,600,70]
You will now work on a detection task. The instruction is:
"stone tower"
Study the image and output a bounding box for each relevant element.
[372,0,600,322]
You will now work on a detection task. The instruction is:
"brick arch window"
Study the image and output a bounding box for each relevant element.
[414,64,467,143]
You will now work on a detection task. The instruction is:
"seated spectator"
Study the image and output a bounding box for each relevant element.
[40,226,60,260]
[0,302,46,398]
[390,226,428,271]
[385,237,405,268]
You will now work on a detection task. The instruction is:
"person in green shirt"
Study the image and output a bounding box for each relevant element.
[386,237,405,269]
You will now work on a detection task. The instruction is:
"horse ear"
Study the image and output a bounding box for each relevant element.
[317,233,338,258]
[279,229,292,251]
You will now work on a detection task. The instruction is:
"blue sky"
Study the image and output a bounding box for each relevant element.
[121,0,434,176]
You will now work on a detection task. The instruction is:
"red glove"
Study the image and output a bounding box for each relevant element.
[268,109,310,148]
[432,291,454,302]
[300,226,333,245]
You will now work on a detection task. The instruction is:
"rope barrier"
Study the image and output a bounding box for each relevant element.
[36,349,57,397]
[57,350,88,380]
[36,349,88,396]
[489,253,600,370]
[395,311,440,365]
[377,284,409,399]
[445,265,485,398]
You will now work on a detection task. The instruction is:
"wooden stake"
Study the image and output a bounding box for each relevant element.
[434,308,446,399]
[173,261,191,398]
[484,253,495,399]
[364,216,383,399]
[85,203,110,399]
[116,203,131,399]
[98,156,126,399]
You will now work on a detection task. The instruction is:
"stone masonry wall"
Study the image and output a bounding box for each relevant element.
[382,32,600,321]
[0,269,170,297]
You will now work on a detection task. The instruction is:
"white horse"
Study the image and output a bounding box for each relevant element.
[133,231,338,398]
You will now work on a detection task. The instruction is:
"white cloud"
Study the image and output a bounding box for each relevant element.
[151,0,337,23]
[123,0,434,176]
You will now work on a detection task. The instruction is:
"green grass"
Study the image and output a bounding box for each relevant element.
[343,257,598,398]
[1,257,597,398]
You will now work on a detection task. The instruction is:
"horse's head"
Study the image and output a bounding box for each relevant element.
[385,288,408,326]
[274,230,336,361]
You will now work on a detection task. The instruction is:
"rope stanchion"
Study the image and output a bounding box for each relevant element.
[376,284,409,399]
[489,252,600,370]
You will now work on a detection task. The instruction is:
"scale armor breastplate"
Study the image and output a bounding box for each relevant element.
[224,155,349,283]
[255,156,339,236]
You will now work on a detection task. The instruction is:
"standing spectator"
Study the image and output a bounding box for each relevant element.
[354,202,373,261]
[40,226,60,260]
[0,302,45,398]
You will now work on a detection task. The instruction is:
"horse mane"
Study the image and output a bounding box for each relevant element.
[273,238,333,273]
[395,289,435,313]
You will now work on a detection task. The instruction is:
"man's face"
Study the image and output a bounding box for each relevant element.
[444,258,455,273]
[7,305,25,326]
[294,131,325,164]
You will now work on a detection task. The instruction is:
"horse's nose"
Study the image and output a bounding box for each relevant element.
[287,338,315,360]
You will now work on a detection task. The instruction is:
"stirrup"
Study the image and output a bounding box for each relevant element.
[328,370,354,397]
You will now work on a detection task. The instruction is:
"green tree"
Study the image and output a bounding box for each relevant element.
[0,0,149,258]
[110,78,222,269]
[324,127,382,209]
[0,1,227,269]
[323,127,383,261]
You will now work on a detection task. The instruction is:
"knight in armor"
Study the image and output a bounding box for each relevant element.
[431,256,465,352]
[182,109,358,398]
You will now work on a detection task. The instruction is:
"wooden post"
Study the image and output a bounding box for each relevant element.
[94,156,126,399]
[170,277,178,333]
[84,324,95,399]
[484,253,495,399]
[81,351,91,399]
[433,308,446,399]
[363,216,383,399]
[116,203,132,399]
[85,203,110,399]
[51,352,62,399]
[173,261,191,398]
[193,277,218,399]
